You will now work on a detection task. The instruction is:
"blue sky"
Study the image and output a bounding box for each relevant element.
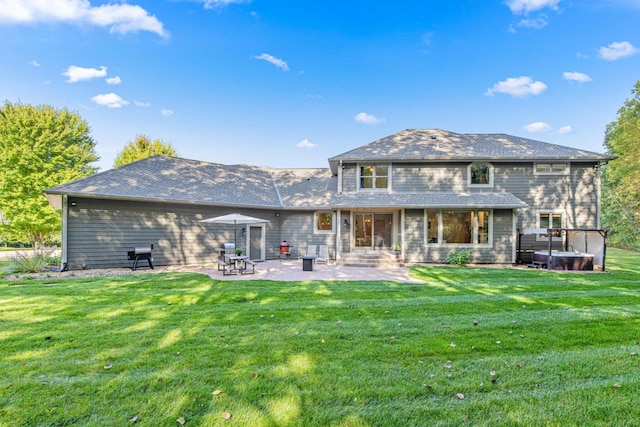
[1,0,639,171]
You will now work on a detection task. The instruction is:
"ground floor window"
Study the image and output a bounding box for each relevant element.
[427,209,492,246]
[537,211,563,240]
[314,211,335,234]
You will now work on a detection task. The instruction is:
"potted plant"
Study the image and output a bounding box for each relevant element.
[235,248,243,256]
[394,242,401,255]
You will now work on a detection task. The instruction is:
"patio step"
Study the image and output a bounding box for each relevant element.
[337,252,404,268]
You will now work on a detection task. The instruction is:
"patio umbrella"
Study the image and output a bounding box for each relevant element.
[199,213,269,249]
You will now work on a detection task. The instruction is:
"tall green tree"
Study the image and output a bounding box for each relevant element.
[113,134,178,168]
[602,80,640,249]
[0,101,99,247]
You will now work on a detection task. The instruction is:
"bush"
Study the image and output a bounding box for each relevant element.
[445,249,473,266]
[10,248,60,274]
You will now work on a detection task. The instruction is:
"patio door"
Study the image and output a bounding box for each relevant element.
[354,213,393,250]
[247,224,265,261]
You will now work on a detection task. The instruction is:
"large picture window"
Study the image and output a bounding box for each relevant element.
[428,209,492,246]
[443,211,473,244]
[468,162,493,187]
[359,165,389,190]
[314,211,335,234]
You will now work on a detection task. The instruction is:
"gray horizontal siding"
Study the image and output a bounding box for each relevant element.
[66,198,281,270]
[495,162,599,228]
[278,212,337,259]
[341,164,357,193]
[393,163,467,192]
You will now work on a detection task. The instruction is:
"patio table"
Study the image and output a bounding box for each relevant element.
[225,254,248,273]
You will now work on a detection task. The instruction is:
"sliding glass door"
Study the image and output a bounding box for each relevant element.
[354,213,393,249]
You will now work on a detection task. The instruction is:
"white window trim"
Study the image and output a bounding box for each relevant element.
[426,209,493,248]
[314,210,336,234]
[357,163,391,192]
[467,162,494,188]
[536,210,564,241]
[534,162,570,176]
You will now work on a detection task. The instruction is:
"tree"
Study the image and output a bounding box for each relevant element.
[113,134,178,168]
[0,101,99,247]
[602,80,640,249]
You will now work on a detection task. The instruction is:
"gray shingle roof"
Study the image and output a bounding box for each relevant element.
[272,168,336,208]
[329,129,613,173]
[45,156,283,208]
[45,156,338,209]
[47,128,575,211]
[332,192,528,209]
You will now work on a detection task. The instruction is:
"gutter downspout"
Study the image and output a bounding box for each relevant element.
[60,195,69,271]
[512,210,517,265]
[336,160,343,260]
[338,160,343,194]
[336,210,341,261]
[596,161,602,228]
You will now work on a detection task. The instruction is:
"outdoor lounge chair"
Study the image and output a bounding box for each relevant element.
[316,244,329,263]
[306,244,317,258]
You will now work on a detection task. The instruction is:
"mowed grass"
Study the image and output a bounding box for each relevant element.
[1,249,639,426]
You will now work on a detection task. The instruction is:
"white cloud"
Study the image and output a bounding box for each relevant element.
[296,139,317,149]
[63,65,107,83]
[485,76,547,97]
[421,31,434,46]
[562,71,592,83]
[514,16,548,29]
[354,112,384,125]
[524,121,551,132]
[91,92,128,108]
[106,76,121,85]
[558,125,573,134]
[598,41,639,61]
[161,109,174,117]
[202,0,250,9]
[253,53,289,71]
[28,59,40,67]
[134,100,150,107]
[0,0,167,37]
[506,0,560,14]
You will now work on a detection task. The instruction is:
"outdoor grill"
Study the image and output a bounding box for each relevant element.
[127,244,154,271]
[219,243,236,261]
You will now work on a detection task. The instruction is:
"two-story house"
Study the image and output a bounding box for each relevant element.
[44,129,613,270]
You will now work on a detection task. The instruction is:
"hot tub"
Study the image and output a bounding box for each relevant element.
[533,251,594,271]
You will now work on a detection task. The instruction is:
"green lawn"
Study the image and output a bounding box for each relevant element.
[1,249,639,426]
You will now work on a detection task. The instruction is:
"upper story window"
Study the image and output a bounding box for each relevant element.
[534,163,569,175]
[359,165,389,190]
[468,162,493,187]
[314,211,335,234]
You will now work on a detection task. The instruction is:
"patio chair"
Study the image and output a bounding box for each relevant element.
[317,244,329,264]
[306,244,317,259]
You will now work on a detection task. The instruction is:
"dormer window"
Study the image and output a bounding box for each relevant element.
[359,165,389,190]
[468,162,493,187]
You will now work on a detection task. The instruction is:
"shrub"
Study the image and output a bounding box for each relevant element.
[10,248,59,274]
[445,249,473,266]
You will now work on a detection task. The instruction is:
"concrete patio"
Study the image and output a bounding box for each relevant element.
[198,259,425,283]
